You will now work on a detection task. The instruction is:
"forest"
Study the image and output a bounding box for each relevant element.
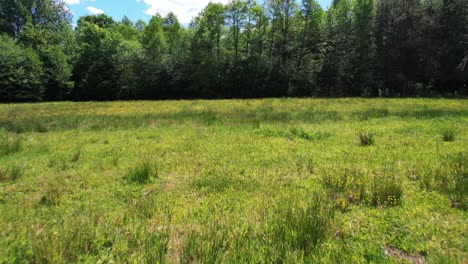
[0,0,467,101]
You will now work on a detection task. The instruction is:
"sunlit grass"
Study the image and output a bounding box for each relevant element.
[0,98,466,263]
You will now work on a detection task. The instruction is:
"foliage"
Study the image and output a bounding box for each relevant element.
[0,35,44,101]
[1,0,468,101]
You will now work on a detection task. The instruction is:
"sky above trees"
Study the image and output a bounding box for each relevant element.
[65,0,332,25]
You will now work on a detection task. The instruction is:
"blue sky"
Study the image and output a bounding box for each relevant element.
[65,0,332,26]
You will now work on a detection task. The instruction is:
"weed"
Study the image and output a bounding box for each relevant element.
[418,153,467,209]
[357,131,375,146]
[0,165,24,182]
[125,162,158,184]
[0,138,21,156]
[256,127,332,141]
[70,149,81,163]
[39,176,69,206]
[354,108,390,120]
[289,127,315,140]
[181,227,230,263]
[439,127,458,142]
[446,153,467,209]
[370,173,403,207]
[267,194,334,255]
[320,167,368,210]
[192,170,256,193]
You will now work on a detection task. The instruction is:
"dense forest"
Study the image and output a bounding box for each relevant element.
[0,0,467,101]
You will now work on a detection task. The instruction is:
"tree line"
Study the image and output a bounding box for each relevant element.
[0,0,467,101]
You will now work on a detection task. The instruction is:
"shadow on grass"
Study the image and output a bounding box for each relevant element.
[1,108,466,133]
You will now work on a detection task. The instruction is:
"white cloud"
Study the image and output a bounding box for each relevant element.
[139,0,230,24]
[64,0,80,4]
[87,6,105,15]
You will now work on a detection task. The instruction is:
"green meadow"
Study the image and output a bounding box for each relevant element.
[0,98,467,263]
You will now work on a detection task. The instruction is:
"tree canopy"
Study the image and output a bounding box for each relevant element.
[0,0,467,101]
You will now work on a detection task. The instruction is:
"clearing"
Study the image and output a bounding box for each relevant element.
[0,98,466,263]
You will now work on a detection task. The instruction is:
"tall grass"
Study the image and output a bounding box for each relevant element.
[124,162,158,184]
[0,99,466,262]
[370,174,403,207]
[357,131,375,146]
[267,195,334,255]
[439,127,458,142]
[420,152,467,209]
[0,138,21,156]
[320,167,403,208]
[0,165,23,182]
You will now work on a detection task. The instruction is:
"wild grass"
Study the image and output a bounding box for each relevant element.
[256,127,333,141]
[369,173,403,207]
[125,162,158,184]
[419,152,467,210]
[0,137,21,156]
[320,167,403,208]
[357,131,375,146]
[0,165,23,182]
[267,194,334,255]
[440,126,458,142]
[0,98,466,262]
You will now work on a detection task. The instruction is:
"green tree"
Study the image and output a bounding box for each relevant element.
[136,15,168,98]
[188,4,226,97]
[351,0,376,96]
[162,12,183,56]
[73,19,122,100]
[18,24,73,100]
[0,0,72,38]
[226,0,247,61]
[292,0,324,95]
[319,0,354,96]
[437,0,468,94]
[0,35,44,101]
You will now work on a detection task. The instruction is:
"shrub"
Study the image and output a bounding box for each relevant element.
[357,131,375,146]
[125,162,158,184]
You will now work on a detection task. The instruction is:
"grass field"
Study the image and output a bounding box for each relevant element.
[0,98,467,263]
